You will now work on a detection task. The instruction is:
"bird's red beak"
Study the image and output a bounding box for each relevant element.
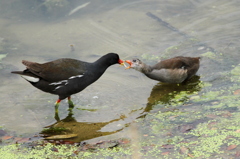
[125,60,132,69]
[118,59,124,65]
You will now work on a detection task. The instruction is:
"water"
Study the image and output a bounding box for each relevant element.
[0,0,239,144]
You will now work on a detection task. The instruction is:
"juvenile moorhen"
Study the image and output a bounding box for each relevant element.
[11,53,124,113]
[125,56,200,83]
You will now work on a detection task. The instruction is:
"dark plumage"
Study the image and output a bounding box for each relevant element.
[11,53,124,113]
[125,56,200,83]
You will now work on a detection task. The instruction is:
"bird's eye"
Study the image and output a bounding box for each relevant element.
[133,59,137,62]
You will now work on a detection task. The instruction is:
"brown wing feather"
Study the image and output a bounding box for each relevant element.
[152,56,200,70]
[22,60,42,72]
[21,59,87,82]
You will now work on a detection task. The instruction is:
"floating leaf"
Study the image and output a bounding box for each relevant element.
[14,137,22,141]
[235,129,240,133]
[2,136,13,140]
[15,138,30,143]
[168,115,177,120]
[227,145,237,150]
[119,138,130,144]
[188,153,194,157]
[73,150,79,155]
[62,140,75,144]
[233,89,240,95]
[45,134,77,140]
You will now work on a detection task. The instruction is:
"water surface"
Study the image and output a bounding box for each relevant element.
[0,0,239,145]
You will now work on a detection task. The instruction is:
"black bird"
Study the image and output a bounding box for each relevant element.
[12,53,124,113]
[125,56,200,83]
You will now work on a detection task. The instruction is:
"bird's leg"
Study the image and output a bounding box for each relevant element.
[54,112,60,121]
[54,99,61,120]
[68,96,74,110]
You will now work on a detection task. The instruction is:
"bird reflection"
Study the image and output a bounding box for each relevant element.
[42,111,124,143]
[43,76,202,142]
[139,75,202,117]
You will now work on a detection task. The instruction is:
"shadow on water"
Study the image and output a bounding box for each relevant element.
[41,110,124,143]
[138,75,202,118]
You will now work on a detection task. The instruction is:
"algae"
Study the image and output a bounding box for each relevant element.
[201,51,216,59]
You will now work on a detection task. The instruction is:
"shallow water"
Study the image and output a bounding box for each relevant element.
[0,0,239,145]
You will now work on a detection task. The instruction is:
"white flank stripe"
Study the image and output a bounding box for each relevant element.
[49,80,68,85]
[54,86,62,91]
[21,75,39,82]
[69,75,84,79]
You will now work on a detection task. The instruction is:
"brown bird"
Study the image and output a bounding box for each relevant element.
[125,56,200,83]
[11,53,124,114]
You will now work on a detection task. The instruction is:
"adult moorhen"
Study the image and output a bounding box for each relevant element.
[125,56,200,83]
[11,53,124,113]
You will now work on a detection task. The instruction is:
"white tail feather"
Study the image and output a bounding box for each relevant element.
[21,75,39,83]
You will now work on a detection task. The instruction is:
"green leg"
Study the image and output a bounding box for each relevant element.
[54,99,61,121]
[54,99,61,113]
[55,102,59,113]
[68,96,75,110]
[54,110,60,121]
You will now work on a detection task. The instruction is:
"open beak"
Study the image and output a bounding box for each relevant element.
[125,60,132,69]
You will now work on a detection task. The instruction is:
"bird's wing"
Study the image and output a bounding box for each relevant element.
[152,56,200,70]
[22,58,87,82]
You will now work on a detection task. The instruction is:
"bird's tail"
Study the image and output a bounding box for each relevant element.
[11,71,24,75]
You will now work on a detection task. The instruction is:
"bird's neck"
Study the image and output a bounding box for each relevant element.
[91,57,111,74]
[140,63,153,74]
[94,55,111,66]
